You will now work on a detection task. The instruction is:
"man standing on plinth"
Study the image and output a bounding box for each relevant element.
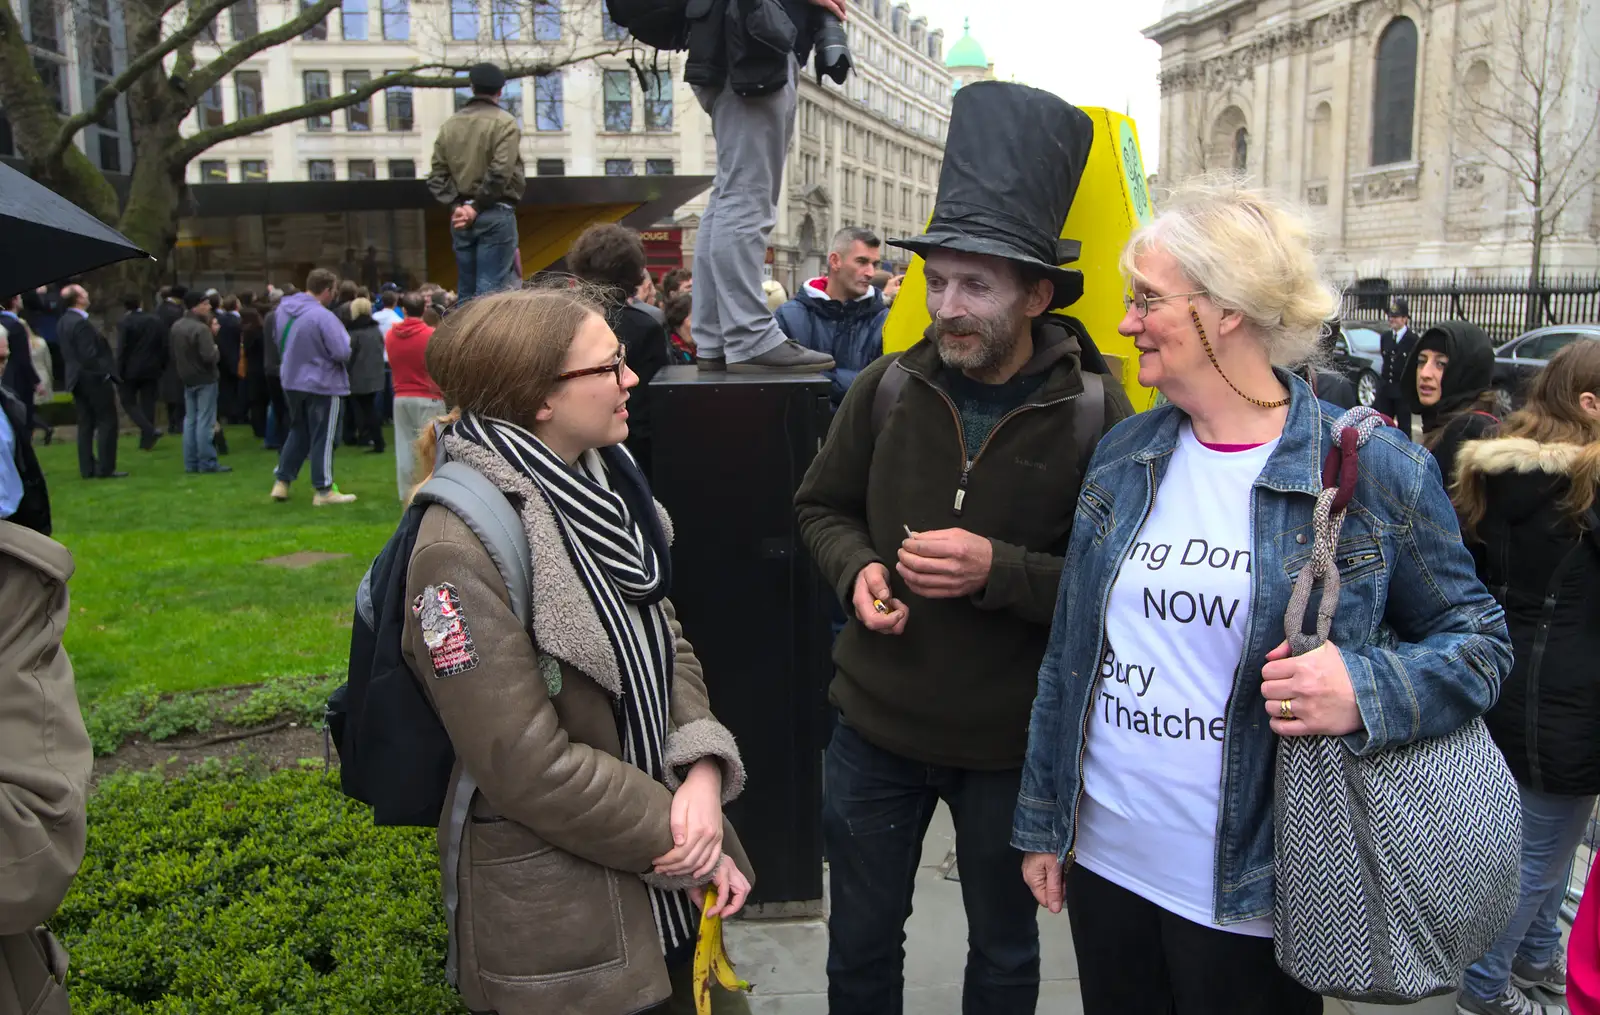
[795,81,1132,1014]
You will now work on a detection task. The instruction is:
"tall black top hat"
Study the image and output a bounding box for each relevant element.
[894,81,1094,310]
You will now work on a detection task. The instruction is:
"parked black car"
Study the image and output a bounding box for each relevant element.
[1326,319,1386,408]
[1492,324,1600,407]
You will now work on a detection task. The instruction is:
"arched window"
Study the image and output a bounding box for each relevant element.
[1210,106,1248,174]
[1371,17,1418,165]
[1233,127,1249,172]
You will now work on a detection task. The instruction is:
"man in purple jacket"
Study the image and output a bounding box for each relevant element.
[270,269,357,505]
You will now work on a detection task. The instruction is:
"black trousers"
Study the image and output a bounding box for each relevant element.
[73,378,120,477]
[1066,865,1322,1015]
[1377,385,1412,436]
[121,378,160,441]
[344,392,385,450]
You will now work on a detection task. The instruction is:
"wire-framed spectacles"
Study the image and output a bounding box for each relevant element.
[1123,290,1207,318]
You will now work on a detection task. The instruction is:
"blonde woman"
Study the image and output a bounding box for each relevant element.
[405,286,753,1014]
[1012,183,1511,1013]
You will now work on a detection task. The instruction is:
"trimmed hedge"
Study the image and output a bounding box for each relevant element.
[54,761,467,1014]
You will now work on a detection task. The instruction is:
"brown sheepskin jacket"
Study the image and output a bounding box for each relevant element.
[403,435,752,1015]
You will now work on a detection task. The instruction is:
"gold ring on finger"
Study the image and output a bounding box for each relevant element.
[1279,698,1295,721]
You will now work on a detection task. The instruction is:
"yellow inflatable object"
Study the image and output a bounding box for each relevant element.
[882,108,1160,412]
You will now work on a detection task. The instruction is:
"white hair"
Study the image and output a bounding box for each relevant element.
[1121,177,1338,366]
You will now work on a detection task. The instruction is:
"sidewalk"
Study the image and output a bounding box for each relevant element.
[724,803,1537,1014]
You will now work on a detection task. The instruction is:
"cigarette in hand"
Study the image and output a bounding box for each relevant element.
[903,524,916,539]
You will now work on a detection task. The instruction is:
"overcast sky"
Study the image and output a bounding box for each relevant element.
[903,0,1169,169]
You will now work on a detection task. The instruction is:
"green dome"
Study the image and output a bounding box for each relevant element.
[945,19,987,69]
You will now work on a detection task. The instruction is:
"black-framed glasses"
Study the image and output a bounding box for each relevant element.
[1123,289,1207,318]
[556,348,625,385]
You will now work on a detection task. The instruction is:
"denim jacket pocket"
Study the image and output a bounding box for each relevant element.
[1077,482,1114,545]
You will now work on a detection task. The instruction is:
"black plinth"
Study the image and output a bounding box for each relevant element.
[648,366,834,907]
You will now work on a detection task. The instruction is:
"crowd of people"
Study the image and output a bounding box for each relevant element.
[5,74,1600,1015]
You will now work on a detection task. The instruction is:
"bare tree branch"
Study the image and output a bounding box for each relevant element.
[184,0,341,100]
[45,0,242,161]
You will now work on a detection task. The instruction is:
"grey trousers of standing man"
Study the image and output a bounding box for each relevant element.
[691,58,799,365]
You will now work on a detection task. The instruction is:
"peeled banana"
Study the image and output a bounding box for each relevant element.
[692,887,753,1015]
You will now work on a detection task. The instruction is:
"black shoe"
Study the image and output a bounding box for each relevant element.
[200,465,233,474]
[42,428,52,446]
[215,433,230,455]
[100,471,129,479]
[140,432,161,451]
[366,445,385,454]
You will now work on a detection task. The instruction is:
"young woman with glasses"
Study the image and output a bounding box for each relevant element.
[406,286,754,1015]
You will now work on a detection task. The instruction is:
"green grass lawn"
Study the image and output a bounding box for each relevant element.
[40,425,406,700]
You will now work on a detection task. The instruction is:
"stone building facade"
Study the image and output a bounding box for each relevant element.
[1145,0,1600,277]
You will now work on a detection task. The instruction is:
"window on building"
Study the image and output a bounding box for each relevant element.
[605,158,634,176]
[533,0,561,39]
[1232,127,1248,172]
[901,185,910,216]
[381,0,409,38]
[500,78,522,126]
[301,0,328,39]
[98,137,121,172]
[603,70,632,132]
[646,159,674,175]
[451,0,478,40]
[536,158,565,176]
[304,71,332,129]
[92,86,117,130]
[341,0,367,38]
[348,159,376,180]
[534,72,563,130]
[198,83,224,128]
[345,70,372,130]
[1308,101,1332,180]
[802,153,817,184]
[88,22,114,74]
[232,0,259,36]
[28,0,60,51]
[601,4,627,39]
[492,0,519,39]
[842,169,856,205]
[902,147,911,173]
[201,13,219,43]
[386,75,413,130]
[883,181,892,211]
[644,71,672,130]
[309,159,336,180]
[235,70,263,120]
[200,160,228,182]
[1371,16,1417,165]
[864,174,875,209]
[242,159,268,181]
[388,158,415,178]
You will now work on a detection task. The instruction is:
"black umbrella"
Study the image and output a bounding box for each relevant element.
[0,160,152,298]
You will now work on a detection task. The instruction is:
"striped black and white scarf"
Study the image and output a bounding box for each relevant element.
[451,412,697,954]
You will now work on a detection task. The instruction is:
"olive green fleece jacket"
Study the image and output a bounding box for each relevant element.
[795,318,1132,769]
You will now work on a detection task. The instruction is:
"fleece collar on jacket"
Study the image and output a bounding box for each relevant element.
[439,434,674,699]
[1455,436,1600,478]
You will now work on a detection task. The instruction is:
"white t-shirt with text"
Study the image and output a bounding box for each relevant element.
[1074,421,1277,936]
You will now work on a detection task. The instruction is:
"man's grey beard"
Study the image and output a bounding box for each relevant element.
[935,309,1028,374]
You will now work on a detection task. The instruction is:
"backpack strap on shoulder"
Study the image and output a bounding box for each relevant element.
[1074,372,1105,470]
[414,462,531,628]
[411,456,529,989]
[870,356,911,438]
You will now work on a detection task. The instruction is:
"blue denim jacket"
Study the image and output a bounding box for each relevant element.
[1011,369,1512,926]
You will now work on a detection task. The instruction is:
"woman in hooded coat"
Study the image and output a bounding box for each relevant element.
[1401,320,1501,485]
[1451,339,1600,1015]
[342,296,387,453]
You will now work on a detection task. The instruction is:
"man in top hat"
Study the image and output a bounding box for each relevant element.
[795,81,1132,1014]
[1379,297,1417,435]
[428,63,525,300]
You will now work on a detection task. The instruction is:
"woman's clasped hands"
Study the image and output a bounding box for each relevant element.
[652,757,751,918]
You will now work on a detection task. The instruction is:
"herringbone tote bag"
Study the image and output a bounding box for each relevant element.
[1273,409,1521,1003]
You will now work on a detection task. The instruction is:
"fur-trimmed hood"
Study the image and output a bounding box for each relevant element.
[1455,437,1600,478]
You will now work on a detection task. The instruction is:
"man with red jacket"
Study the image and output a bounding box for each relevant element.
[384,291,443,500]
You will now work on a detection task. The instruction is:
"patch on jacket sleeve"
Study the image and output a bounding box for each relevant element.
[412,583,479,677]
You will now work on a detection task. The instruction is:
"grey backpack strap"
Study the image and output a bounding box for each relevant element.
[1074,372,1105,470]
[870,357,911,438]
[411,459,530,988]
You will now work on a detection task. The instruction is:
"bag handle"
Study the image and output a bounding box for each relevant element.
[1286,407,1386,656]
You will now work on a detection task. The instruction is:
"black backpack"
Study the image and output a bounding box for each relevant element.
[327,461,530,827]
[605,0,692,51]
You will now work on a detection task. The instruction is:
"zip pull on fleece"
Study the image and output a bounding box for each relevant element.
[954,462,971,515]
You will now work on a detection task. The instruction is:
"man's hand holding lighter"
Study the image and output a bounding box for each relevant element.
[853,525,995,634]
